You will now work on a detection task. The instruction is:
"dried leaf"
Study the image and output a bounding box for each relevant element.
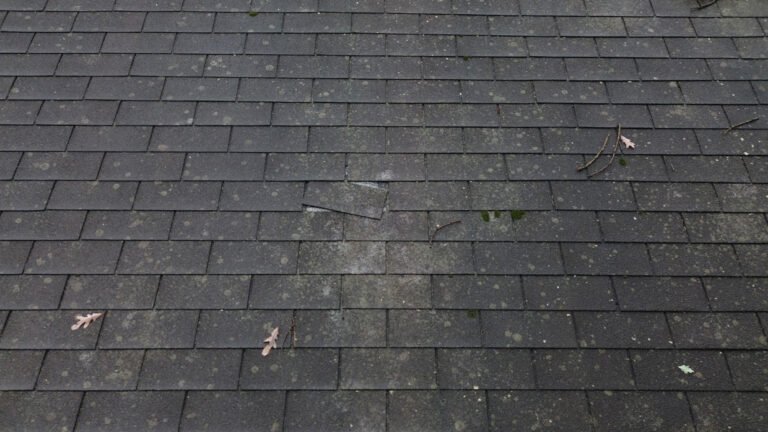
[678,364,695,374]
[620,135,636,150]
[71,313,103,331]
[261,327,279,357]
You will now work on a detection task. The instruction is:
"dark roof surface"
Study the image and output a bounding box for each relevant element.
[1,0,768,430]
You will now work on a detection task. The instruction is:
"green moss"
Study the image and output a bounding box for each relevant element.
[480,210,490,222]
[619,157,628,166]
[248,11,259,16]
[493,210,501,219]
[510,210,526,221]
[466,309,478,319]
[462,56,470,61]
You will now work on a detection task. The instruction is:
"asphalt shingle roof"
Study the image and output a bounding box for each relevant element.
[1,0,768,430]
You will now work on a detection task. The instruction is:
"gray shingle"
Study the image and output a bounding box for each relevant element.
[230,126,308,152]
[299,242,385,274]
[303,181,388,218]
[204,54,278,77]
[0,101,41,125]
[245,34,316,54]
[29,32,103,53]
[239,78,312,102]
[0,275,67,309]
[99,310,198,348]
[171,211,259,240]
[100,153,184,181]
[196,102,272,125]
[0,181,53,210]
[9,77,89,100]
[213,12,282,32]
[131,54,206,76]
[0,53,60,75]
[73,11,145,31]
[0,211,86,240]
[1,310,101,349]
[116,101,196,126]
[162,77,238,101]
[16,152,103,180]
[0,351,45,390]
[209,241,298,274]
[139,349,241,389]
[143,11,215,32]
[102,32,175,53]
[69,126,151,151]
[285,391,385,432]
[0,392,81,432]
[25,241,122,275]
[156,275,250,309]
[38,350,143,390]
[258,211,343,241]
[48,181,138,210]
[81,211,173,240]
[76,392,185,431]
[266,153,345,180]
[180,391,285,432]
[295,310,385,347]
[86,77,165,100]
[183,153,265,180]
[340,348,436,389]
[220,182,304,211]
[195,310,291,348]
[134,181,220,210]
[61,275,159,309]
[151,126,229,152]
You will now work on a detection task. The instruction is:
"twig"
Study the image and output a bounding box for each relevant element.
[577,133,611,172]
[282,314,296,348]
[723,117,759,135]
[693,0,718,11]
[588,124,621,178]
[430,220,462,243]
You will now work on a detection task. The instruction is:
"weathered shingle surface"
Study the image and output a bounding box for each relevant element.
[1,0,768,430]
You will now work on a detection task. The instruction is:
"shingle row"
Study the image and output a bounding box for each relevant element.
[4,274,768,311]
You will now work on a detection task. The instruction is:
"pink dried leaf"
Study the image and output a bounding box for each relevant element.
[261,327,279,357]
[620,135,636,150]
[71,313,103,331]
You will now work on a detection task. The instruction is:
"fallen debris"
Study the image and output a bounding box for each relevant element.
[577,133,611,172]
[430,220,462,243]
[577,125,637,178]
[692,0,718,11]
[282,315,297,349]
[71,313,103,331]
[678,364,695,374]
[620,136,636,150]
[723,117,759,135]
[587,124,622,178]
[262,327,279,357]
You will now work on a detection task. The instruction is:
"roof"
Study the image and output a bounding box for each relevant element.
[1,0,767,430]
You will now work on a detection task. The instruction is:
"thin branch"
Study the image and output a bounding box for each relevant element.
[282,313,296,348]
[430,220,462,243]
[693,0,718,11]
[588,124,622,178]
[577,133,611,172]
[723,117,759,135]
